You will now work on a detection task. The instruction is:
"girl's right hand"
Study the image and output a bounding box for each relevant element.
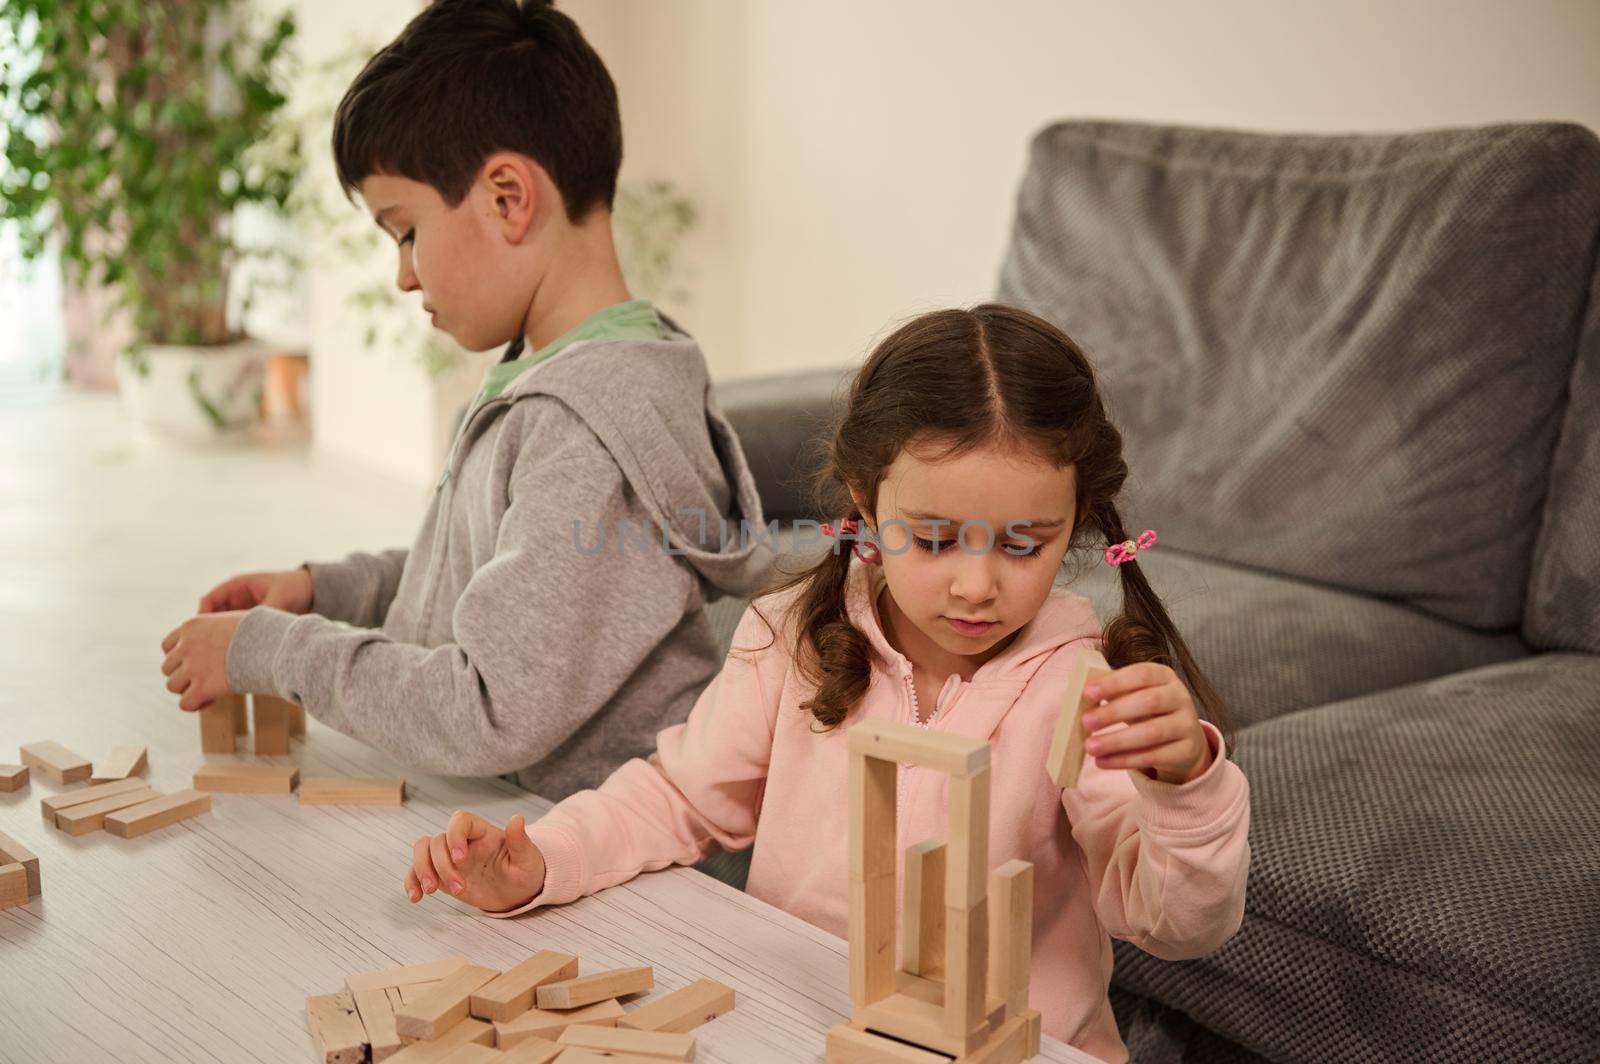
[198,568,314,615]
[406,811,546,913]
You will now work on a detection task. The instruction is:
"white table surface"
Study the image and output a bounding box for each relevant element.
[0,393,1096,1063]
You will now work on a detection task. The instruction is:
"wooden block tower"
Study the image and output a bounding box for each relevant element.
[826,720,1041,1063]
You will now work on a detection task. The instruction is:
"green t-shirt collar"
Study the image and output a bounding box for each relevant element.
[479,298,666,401]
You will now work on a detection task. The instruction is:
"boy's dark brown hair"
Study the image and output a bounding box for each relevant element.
[769,303,1230,739]
[332,0,621,222]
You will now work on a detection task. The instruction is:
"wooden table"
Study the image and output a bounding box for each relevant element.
[0,394,1097,1063]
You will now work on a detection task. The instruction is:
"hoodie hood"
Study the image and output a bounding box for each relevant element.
[499,315,775,599]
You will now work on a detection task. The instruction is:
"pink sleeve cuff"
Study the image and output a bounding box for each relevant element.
[484,820,587,919]
[1127,721,1247,835]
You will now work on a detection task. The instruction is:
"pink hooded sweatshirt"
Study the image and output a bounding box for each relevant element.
[500,561,1250,1062]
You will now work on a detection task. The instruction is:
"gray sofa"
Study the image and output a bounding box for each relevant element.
[711,121,1600,1062]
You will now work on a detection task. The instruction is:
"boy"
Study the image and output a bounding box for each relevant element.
[158,0,773,800]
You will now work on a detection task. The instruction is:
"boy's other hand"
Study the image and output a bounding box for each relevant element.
[407,811,546,914]
[198,567,313,615]
[160,612,246,711]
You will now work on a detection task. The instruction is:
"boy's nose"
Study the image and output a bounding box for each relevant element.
[396,262,420,293]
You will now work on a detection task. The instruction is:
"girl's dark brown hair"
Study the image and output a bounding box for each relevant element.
[766,303,1229,739]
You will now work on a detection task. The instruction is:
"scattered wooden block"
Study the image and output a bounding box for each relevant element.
[434,1045,500,1064]
[54,786,159,836]
[41,777,149,820]
[91,745,148,784]
[200,699,238,754]
[300,777,406,806]
[398,983,441,1004]
[193,762,300,794]
[0,863,28,910]
[394,964,499,1042]
[346,957,471,995]
[354,985,404,1063]
[0,829,41,897]
[104,789,211,838]
[536,966,653,1010]
[253,694,294,756]
[494,1037,564,1064]
[557,1023,696,1060]
[19,741,92,784]
[494,998,624,1047]
[307,990,369,1064]
[0,764,29,792]
[469,949,578,1022]
[385,1018,493,1063]
[559,1051,679,1064]
[618,979,736,1035]
[1045,647,1113,788]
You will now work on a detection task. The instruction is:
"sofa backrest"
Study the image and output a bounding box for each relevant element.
[997,121,1600,632]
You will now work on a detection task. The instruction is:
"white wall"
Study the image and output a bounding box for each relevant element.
[573,0,1600,379]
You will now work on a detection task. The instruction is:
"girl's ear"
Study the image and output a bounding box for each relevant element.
[478,152,539,243]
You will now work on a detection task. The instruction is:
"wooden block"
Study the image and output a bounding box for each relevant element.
[435,1046,501,1064]
[535,966,652,1010]
[399,982,441,1004]
[347,957,471,994]
[19,741,92,784]
[560,1052,678,1064]
[846,720,988,778]
[848,754,897,879]
[0,829,41,897]
[0,764,29,791]
[849,873,896,1007]
[54,786,158,836]
[289,702,307,736]
[253,694,293,756]
[617,979,735,1035]
[902,840,945,978]
[104,789,211,838]
[558,1023,696,1060]
[495,1036,563,1063]
[851,991,983,1059]
[193,762,300,794]
[233,695,249,735]
[385,1018,494,1063]
[200,699,237,754]
[1045,648,1113,788]
[947,769,990,910]
[943,900,988,1040]
[91,745,148,784]
[987,860,1034,1019]
[826,1024,950,1063]
[894,971,1005,1032]
[394,964,500,1042]
[961,1009,1039,1064]
[41,777,149,819]
[495,998,623,1046]
[469,949,577,1022]
[355,985,404,1062]
[307,990,369,1064]
[0,863,28,910]
[301,777,407,806]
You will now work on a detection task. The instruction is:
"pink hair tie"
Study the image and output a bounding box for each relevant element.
[820,517,861,539]
[821,516,882,565]
[1104,529,1157,567]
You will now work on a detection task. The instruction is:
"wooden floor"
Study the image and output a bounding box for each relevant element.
[0,392,1093,1063]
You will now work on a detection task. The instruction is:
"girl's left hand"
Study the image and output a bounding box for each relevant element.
[1080,662,1212,784]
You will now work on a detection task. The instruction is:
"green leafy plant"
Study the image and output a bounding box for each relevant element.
[0,0,301,351]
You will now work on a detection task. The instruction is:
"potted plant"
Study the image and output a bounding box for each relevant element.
[0,0,300,439]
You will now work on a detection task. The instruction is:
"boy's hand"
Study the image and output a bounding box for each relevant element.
[406,811,546,913]
[160,612,246,711]
[1080,662,1213,784]
[198,567,313,615]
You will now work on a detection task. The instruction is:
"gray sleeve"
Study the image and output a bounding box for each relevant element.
[304,549,410,628]
[225,444,696,778]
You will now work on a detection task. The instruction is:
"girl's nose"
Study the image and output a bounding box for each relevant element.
[949,536,1000,604]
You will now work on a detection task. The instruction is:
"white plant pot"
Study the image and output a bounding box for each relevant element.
[114,339,269,442]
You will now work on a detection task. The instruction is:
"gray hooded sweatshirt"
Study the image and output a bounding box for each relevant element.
[226,318,775,799]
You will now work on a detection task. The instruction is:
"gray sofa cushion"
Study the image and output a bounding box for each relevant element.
[997,121,1600,632]
[713,368,847,522]
[1110,653,1600,1062]
[1524,267,1600,656]
[1062,547,1527,730]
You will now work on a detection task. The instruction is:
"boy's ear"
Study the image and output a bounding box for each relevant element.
[479,153,539,243]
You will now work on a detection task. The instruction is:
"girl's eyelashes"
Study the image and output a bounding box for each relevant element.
[912,536,948,554]
[910,535,1043,558]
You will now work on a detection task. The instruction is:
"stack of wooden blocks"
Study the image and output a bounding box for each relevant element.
[22,740,212,839]
[200,692,306,756]
[308,954,735,1063]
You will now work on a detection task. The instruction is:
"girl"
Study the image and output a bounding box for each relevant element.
[403,304,1250,1062]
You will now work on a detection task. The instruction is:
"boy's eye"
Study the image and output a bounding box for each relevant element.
[399,229,415,246]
